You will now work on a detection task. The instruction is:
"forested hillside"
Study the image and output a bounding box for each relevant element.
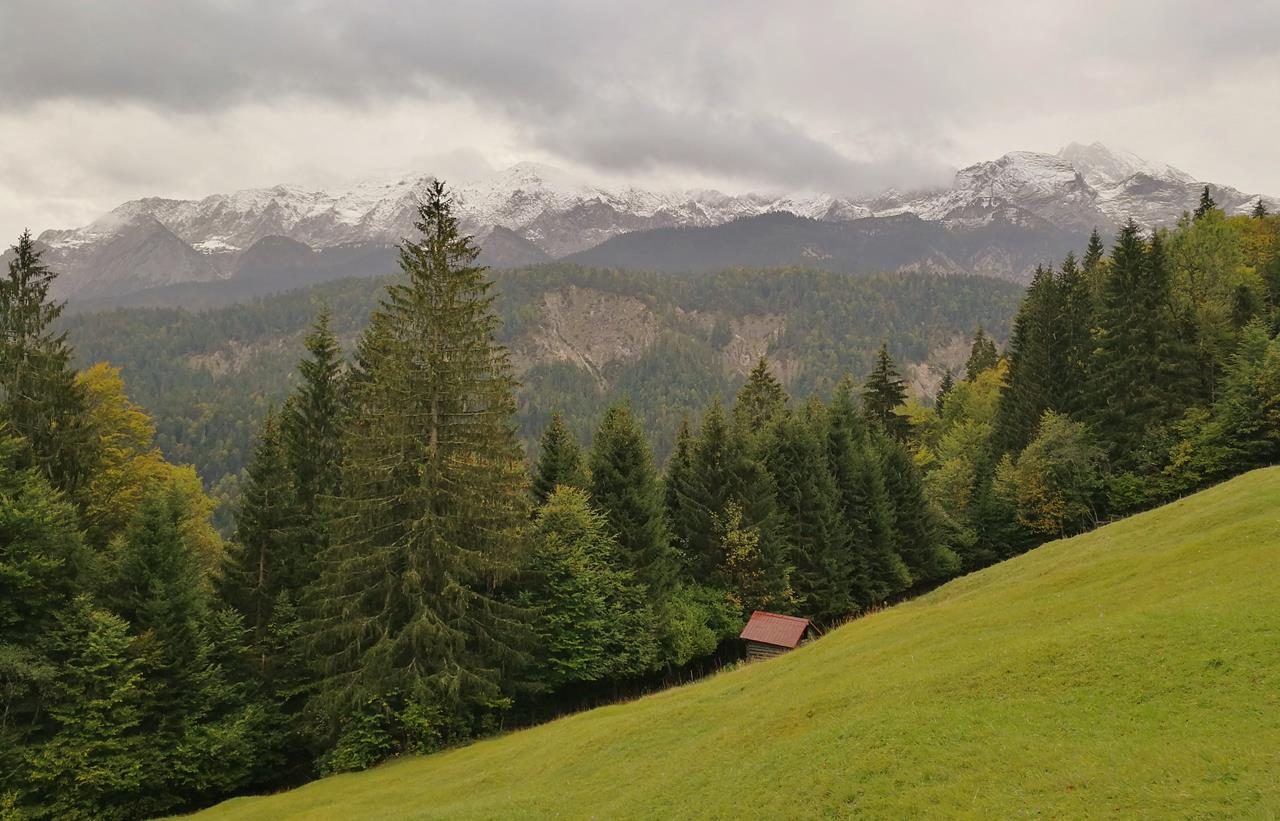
[61,265,1023,524]
[3,183,1279,819]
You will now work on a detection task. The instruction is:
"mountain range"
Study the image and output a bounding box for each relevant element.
[34,142,1278,301]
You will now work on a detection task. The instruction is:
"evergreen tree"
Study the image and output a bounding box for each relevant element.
[762,407,850,622]
[307,181,530,754]
[224,409,299,656]
[588,403,678,595]
[520,487,658,692]
[663,416,696,564]
[874,430,955,586]
[677,401,789,605]
[1087,221,1196,462]
[1253,199,1269,219]
[934,369,955,414]
[280,307,345,590]
[862,343,910,440]
[0,230,96,494]
[732,358,787,432]
[1082,227,1106,276]
[992,265,1058,454]
[1194,185,1218,220]
[1054,252,1094,416]
[532,411,587,505]
[825,379,908,605]
[964,326,1000,381]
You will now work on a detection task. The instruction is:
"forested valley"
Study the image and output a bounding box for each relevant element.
[3,182,1279,819]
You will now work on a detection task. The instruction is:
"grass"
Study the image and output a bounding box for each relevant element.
[195,469,1280,819]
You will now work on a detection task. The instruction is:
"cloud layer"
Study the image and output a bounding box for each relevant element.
[2,0,1278,239]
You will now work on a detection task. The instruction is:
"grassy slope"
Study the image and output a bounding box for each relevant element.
[199,470,1280,819]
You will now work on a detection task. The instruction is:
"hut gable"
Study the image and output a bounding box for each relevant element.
[739,611,811,661]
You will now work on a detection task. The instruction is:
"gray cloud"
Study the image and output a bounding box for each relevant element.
[1,0,1278,238]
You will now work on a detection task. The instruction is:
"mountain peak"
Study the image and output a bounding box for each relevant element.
[1058,141,1195,187]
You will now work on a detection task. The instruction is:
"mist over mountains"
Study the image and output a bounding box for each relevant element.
[34,142,1278,303]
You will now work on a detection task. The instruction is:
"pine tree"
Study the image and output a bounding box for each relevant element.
[964,326,1000,381]
[588,403,678,596]
[280,307,345,591]
[532,411,587,505]
[663,416,696,565]
[762,408,850,622]
[1054,252,1094,417]
[732,358,787,432]
[862,343,910,440]
[934,369,955,414]
[1253,199,1269,219]
[825,379,908,605]
[1194,185,1218,219]
[307,181,530,750]
[0,230,96,494]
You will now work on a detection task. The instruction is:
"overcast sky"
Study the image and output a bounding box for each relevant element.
[1,0,1278,241]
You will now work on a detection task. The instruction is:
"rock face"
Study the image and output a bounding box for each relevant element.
[36,144,1279,300]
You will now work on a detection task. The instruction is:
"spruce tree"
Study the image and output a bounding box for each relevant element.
[307,181,530,748]
[964,326,1000,381]
[992,264,1058,454]
[1194,185,1217,220]
[934,369,955,414]
[0,230,95,494]
[588,403,678,596]
[1054,252,1094,417]
[663,416,696,564]
[862,343,910,440]
[825,379,908,605]
[280,306,345,591]
[873,429,955,586]
[762,407,850,622]
[1082,228,1106,275]
[732,358,787,432]
[1253,199,1269,219]
[532,411,587,505]
[225,409,299,656]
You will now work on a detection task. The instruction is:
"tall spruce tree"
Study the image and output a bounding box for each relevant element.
[532,411,587,505]
[733,358,787,432]
[862,343,910,440]
[280,307,345,590]
[588,403,678,596]
[964,326,1000,381]
[1082,228,1106,275]
[1053,252,1094,417]
[762,406,850,622]
[307,181,530,749]
[1087,221,1196,461]
[874,429,955,586]
[0,231,95,494]
[825,379,908,605]
[992,264,1058,454]
[934,369,955,414]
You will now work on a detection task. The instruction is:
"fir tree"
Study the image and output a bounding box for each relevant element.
[862,343,910,440]
[1082,227,1106,276]
[1054,252,1094,417]
[732,358,787,432]
[307,181,531,751]
[874,430,955,586]
[532,411,587,505]
[964,326,1000,381]
[1194,185,1218,219]
[0,230,96,494]
[1253,199,1269,219]
[934,369,955,414]
[992,265,1058,454]
[588,403,678,596]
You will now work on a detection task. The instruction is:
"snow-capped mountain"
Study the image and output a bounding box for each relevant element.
[37,144,1278,300]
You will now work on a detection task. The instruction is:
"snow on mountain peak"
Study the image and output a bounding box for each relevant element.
[1058,142,1195,187]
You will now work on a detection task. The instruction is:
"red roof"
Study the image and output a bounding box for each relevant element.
[739,611,810,648]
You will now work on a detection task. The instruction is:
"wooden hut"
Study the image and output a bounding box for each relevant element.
[739,611,811,661]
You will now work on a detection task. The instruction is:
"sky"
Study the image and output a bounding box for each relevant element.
[1,0,1278,241]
